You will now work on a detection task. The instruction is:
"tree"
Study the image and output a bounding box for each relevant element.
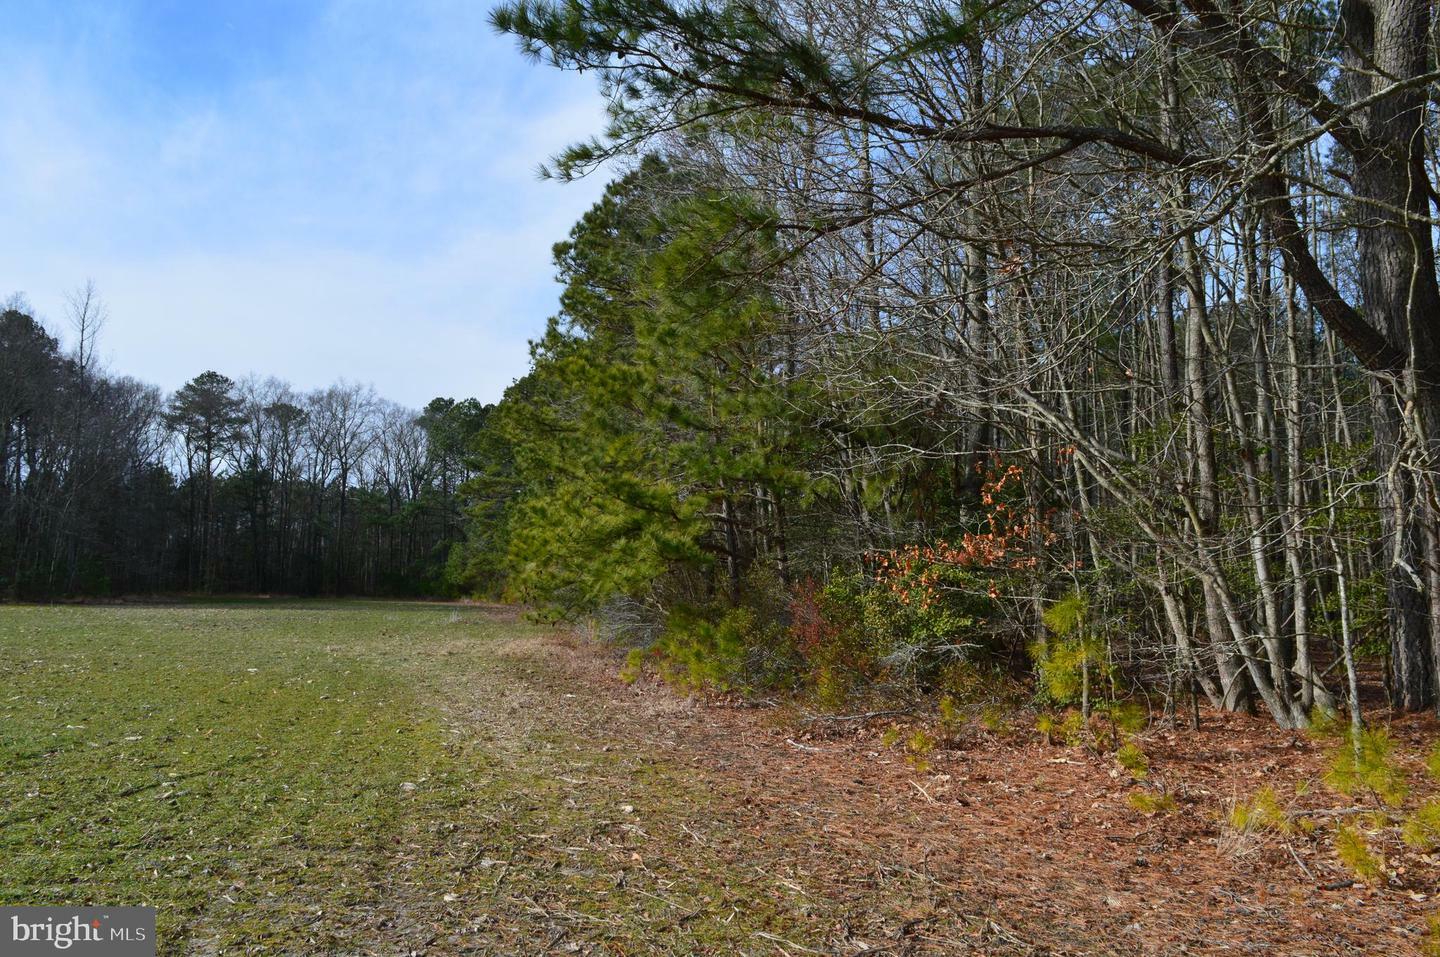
[488,156,805,617]
[166,371,244,590]
[306,382,379,592]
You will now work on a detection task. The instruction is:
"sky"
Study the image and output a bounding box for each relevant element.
[0,0,610,407]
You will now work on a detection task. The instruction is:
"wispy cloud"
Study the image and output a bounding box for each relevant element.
[0,0,608,406]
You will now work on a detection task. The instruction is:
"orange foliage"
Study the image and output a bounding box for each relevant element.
[870,456,1056,608]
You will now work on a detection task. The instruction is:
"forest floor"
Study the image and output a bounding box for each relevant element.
[0,600,1435,955]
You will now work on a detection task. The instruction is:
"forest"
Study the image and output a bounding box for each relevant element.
[0,286,487,598]
[442,0,1440,735]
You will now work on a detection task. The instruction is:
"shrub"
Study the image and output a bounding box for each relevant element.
[811,664,851,711]
[934,658,1026,711]
[787,575,882,703]
[790,570,1002,706]
[865,547,1003,681]
[656,604,757,692]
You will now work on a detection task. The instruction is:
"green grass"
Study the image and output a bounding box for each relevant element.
[2,603,478,948]
[0,601,848,954]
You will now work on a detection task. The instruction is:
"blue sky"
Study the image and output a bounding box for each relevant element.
[0,0,608,406]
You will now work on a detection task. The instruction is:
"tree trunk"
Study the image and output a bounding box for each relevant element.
[1342,0,1440,711]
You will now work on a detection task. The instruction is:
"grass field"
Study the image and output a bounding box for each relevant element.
[5,601,1425,956]
[0,601,836,955]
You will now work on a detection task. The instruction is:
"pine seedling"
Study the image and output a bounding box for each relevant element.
[1325,726,1408,808]
[1110,701,1148,736]
[1403,800,1440,851]
[905,729,936,773]
[1035,713,1056,746]
[1228,786,1291,835]
[1424,913,1440,957]
[1116,741,1149,781]
[1335,822,1384,884]
[1306,706,1345,741]
[978,705,1007,734]
[1426,742,1440,783]
[1127,789,1176,815]
[1059,710,1088,748]
[619,647,646,684]
[937,695,965,736]
[907,728,936,756]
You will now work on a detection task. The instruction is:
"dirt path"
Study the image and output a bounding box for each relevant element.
[426,611,1432,956]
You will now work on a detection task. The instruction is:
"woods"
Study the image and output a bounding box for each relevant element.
[460,0,1440,730]
[0,296,485,598]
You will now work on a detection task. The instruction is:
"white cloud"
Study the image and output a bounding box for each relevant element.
[0,0,612,407]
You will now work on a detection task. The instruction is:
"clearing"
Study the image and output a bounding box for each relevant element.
[0,600,1430,954]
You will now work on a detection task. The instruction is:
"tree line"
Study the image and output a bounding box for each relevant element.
[1,292,487,599]
[461,0,1440,729]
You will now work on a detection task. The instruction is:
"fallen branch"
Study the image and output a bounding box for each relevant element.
[801,708,914,724]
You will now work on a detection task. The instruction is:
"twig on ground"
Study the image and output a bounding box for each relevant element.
[1283,842,1315,882]
[802,709,914,724]
[752,930,826,953]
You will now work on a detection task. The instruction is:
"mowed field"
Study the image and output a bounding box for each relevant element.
[0,602,1430,956]
[0,601,960,956]
[0,602,800,954]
